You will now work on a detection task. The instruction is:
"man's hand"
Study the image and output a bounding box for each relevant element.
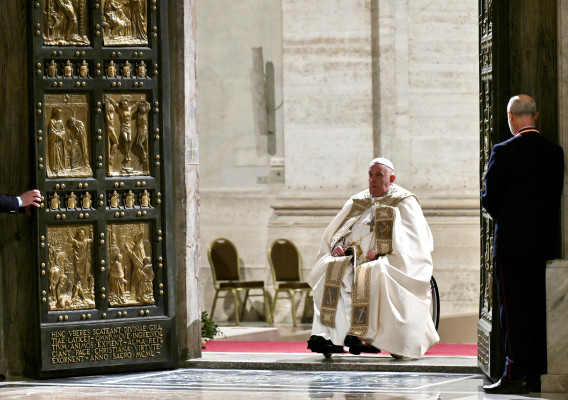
[20,189,41,208]
[332,246,346,257]
[366,248,378,260]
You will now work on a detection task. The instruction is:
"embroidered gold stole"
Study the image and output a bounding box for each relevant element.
[323,184,416,338]
[330,184,416,253]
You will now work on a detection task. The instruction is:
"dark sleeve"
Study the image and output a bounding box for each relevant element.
[0,193,20,214]
[481,145,506,220]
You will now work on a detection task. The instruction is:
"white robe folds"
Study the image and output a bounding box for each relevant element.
[307,186,439,358]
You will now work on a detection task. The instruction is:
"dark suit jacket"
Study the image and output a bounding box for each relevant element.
[481,131,564,259]
[0,193,20,214]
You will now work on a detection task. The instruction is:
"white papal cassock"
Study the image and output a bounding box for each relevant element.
[307,184,439,358]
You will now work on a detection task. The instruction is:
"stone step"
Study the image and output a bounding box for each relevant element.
[183,353,481,374]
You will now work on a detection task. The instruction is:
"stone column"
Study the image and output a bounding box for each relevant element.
[170,0,202,360]
[542,0,568,392]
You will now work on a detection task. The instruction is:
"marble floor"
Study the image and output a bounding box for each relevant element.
[0,369,566,399]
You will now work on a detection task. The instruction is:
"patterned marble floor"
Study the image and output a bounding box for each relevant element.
[0,369,565,399]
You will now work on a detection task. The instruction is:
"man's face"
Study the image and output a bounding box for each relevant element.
[368,164,395,197]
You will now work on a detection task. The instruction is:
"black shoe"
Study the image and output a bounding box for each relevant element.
[344,335,380,355]
[344,335,362,346]
[307,335,344,353]
[483,378,529,394]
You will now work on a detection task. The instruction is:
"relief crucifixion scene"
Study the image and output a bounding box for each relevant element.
[107,223,155,306]
[48,225,95,311]
[43,0,90,46]
[45,94,92,178]
[102,0,148,46]
[105,93,151,176]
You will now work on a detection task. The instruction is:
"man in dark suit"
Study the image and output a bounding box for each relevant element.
[0,189,42,214]
[482,95,564,394]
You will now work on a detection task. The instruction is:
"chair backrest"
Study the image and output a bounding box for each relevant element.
[208,238,240,283]
[268,238,302,282]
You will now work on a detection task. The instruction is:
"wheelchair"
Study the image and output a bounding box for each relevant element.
[317,276,440,359]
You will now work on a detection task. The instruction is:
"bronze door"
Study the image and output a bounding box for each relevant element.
[477,0,506,380]
[30,0,176,375]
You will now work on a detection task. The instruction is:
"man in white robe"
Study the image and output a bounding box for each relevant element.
[307,158,439,358]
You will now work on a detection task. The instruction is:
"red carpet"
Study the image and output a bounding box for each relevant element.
[202,341,477,357]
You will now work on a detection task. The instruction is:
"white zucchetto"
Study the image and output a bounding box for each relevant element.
[369,157,395,173]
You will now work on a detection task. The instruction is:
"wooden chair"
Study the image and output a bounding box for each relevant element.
[208,238,271,325]
[268,238,312,326]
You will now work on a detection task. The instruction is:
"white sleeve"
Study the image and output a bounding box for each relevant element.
[315,198,353,262]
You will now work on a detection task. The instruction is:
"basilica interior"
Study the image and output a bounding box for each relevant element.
[0,0,567,398]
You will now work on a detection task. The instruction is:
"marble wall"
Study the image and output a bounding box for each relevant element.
[377,0,479,195]
[282,0,374,190]
[542,0,568,392]
[199,0,480,323]
[198,0,284,189]
[543,260,568,392]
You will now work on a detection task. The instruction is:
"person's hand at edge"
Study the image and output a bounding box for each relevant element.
[20,189,41,208]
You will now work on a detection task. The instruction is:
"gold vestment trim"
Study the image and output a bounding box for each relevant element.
[330,185,416,251]
[320,256,352,328]
[347,264,372,339]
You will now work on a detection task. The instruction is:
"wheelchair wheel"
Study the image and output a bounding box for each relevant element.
[430,276,440,331]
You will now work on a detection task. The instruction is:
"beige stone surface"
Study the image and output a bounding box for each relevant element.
[546,260,568,376]
[282,0,374,189]
[198,0,283,189]
[378,0,479,195]
[170,0,202,360]
[542,374,568,394]
[437,313,478,344]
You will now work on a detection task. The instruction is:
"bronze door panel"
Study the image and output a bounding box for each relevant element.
[43,0,90,47]
[30,0,176,376]
[102,0,148,47]
[104,93,151,176]
[107,222,155,307]
[44,94,93,178]
[48,224,96,311]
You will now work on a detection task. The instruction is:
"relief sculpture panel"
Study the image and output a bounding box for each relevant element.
[45,94,92,178]
[105,93,151,176]
[43,0,90,46]
[48,225,95,311]
[102,0,148,46]
[107,223,155,306]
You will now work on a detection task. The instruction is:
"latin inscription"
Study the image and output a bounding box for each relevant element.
[50,324,163,365]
